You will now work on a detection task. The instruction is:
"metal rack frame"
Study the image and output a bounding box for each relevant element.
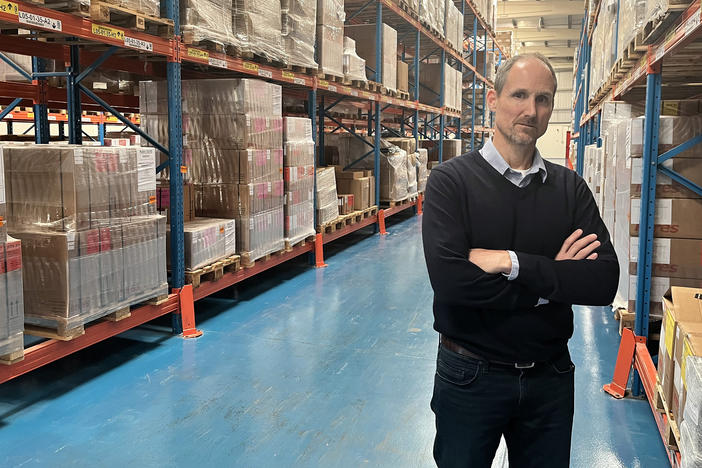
[0,0,504,382]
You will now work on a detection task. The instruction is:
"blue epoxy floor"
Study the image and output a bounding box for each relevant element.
[0,212,668,467]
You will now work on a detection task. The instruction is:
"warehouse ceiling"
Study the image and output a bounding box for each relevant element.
[496,0,586,71]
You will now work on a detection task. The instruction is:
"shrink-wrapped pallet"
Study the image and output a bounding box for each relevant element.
[417,148,429,193]
[343,37,367,83]
[681,356,702,468]
[283,117,315,245]
[317,0,345,78]
[345,23,397,91]
[181,0,234,48]
[169,217,236,271]
[380,146,409,202]
[234,0,286,63]
[407,152,418,198]
[315,167,339,225]
[282,0,318,69]
[0,237,24,360]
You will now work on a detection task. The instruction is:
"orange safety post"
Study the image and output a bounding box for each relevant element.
[178,284,203,339]
[378,209,388,235]
[314,233,327,268]
[603,327,645,398]
[417,193,423,215]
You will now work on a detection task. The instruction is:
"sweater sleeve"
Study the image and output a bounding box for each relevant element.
[513,175,619,306]
[422,167,541,310]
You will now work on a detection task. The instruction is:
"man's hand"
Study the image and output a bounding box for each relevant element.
[556,229,600,261]
[469,249,512,274]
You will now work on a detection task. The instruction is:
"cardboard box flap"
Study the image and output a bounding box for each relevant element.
[664,287,702,320]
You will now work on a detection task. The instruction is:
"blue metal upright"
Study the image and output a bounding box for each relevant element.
[414,28,420,148]
[32,57,50,144]
[471,17,477,150]
[67,44,82,144]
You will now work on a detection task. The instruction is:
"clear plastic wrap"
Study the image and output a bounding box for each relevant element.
[15,215,168,333]
[407,152,418,197]
[681,356,702,467]
[380,146,409,202]
[343,37,367,83]
[345,24,397,90]
[236,206,285,261]
[169,217,236,271]
[419,0,436,33]
[417,148,429,193]
[105,0,160,17]
[234,0,285,63]
[282,0,317,69]
[283,117,315,244]
[316,0,345,77]
[315,167,339,224]
[181,0,234,47]
[0,237,24,359]
[0,53,32,82]
[645,0,670,27]
[3,145,157,233]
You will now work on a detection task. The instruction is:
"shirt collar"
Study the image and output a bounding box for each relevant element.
[479,138,548,183]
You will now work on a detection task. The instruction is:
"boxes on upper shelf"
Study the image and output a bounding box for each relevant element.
[316,0,344,78]
[345,23,397,90]
[282,0,318,70]
[0,236,24,360]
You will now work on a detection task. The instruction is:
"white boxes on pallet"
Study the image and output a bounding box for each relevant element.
[0,237,23,360]
[283,117,315,245]
[345,23,397,91]
[282,0,317,69]
[316,0,345,78]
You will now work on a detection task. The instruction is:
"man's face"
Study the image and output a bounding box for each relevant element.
[487,58,555,147]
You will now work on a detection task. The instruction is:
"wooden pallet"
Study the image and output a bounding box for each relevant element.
[386,88,399,98]
[316,216,346,234]
[88,0,174,38]
[284,235,315,252]
[240,248,287,269]
[636,1,690,46]
[102,306,131,322]
[363,206,379,218]
[367,81,382,93]
[184,254,241,289]
[396,0,419,19]
[382,197,411,207]
[25,323,86,341]
[182,30,227,54]
[398,90,411,100]
[284,64,318,76]
[143,294,169,306]
[318,72,344,84]
[0,349,24,365]
[655,383,681,449]
[350,79,370,91]
[618,310,636,335]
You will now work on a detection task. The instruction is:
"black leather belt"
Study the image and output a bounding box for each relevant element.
[440,335,538,369]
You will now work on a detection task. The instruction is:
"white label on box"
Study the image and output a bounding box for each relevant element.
[48,115,56,121]
[18,11,62,30]
[73,149,83,165]
[629,275,670,300]
[93,82,108,90]
[631,158,672,185]
[0,147,4,204]
[268,182,271,192]
[249,185,254,196]
[659,118,674,145]
[249,218,254,231]
[67,231,76,251]
[137,148,156,192]
[629,237,671,263]
[625,157,632,169]
[265,117,270,128]
[630,199,672,224]
[124,36,152,52]
[267,149,270,161]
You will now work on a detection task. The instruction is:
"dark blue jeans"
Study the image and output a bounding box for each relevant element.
[431,343,575,468]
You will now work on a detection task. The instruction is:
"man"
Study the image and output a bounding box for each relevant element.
[421,53,619,468]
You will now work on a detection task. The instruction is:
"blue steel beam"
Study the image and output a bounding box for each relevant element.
[658,134,702,163]
[67,44,82,144]
[345,149,374,170]
[324,96,345,113]
[32,56,49,144]
[345,0,374,23]
[0,98,22,121]
[439,48,445,163]
[76,46,118,84]
[77,84,170,155]
[658,166,702,197]
[326,114,374,149]
[632,68,662,397]
[0,53,32,81]
[381,123,403,138]
[81,129,97,142]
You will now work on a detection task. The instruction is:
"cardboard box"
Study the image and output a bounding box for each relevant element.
[397,60,409,93]
[368,175,375,206]
[197,182,285,219]
[623,116,702,158]
[672,321,702,422]
[629,237,702,279]
[316,24,343,78]
[658,287,702,419]
[629,198,702,239]
[337,177,370,210]
[337,194,354,215]
[158,182,196,223]
[673,329,702,424]
[177,217,236,270]
[345,23,397,90]
[628,157,702,199]
[628,277,702,319]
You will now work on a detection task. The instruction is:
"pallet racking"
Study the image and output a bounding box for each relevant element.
[574,1,702,465]
[0,0,505,382]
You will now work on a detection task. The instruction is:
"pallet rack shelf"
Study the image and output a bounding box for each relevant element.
[574,1,702,466]
[0,0,503,382]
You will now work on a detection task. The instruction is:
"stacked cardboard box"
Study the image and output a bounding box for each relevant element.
[3,144,166,334]
[419,62,462,110]
[345,24,397,91]
[419,0,445,38]
[335,169,373,211]
[281,0,317,69]
[444,0,464,51]
[417,148,429,192]
[316,0,345,78]
[343,37,367,83]
[681,356,702,467]
[234,0,285,63]
[397,61,409,94]
[141,79,285,263]
[283,117,316,245]
[316,167,339,225]
[0,153,23,359]
[612,114,702,317]
[169,218,236,270]
[180,0,234,48]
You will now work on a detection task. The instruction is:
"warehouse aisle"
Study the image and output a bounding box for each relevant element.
[0,213,668,467]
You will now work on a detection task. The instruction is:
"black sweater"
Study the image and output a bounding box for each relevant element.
[422,150,619,362]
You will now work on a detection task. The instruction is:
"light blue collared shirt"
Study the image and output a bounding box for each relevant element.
[478,139,549,306]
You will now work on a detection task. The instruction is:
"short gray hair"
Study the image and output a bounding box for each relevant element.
[494,53,558,96]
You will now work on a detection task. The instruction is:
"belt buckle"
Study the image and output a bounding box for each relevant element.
[514,361,536,369]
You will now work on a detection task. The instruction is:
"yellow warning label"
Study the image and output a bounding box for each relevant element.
[319,80,329,87]
[683,337,692,388]
[91,24,124,41]
[243,62,258,72]
[282,71,295,80]
[665,310,675,358]
[0,1,18,15]
[187,48,209,60]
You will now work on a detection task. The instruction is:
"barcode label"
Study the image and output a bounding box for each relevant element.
[258,68,273,79]
[124,36,153,52]
[208,57,227,69]
[19,11,61,30]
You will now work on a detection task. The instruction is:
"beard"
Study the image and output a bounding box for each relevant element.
[496,120,538,146]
